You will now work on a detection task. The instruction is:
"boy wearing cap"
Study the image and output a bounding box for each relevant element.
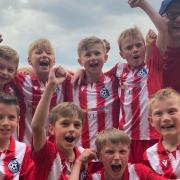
[159,0,180,93]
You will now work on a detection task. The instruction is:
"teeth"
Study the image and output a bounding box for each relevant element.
[65,135,75,143]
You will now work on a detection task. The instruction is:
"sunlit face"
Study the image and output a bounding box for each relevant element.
[0,103,19,141]
[50,115,82,152]
[120,35,145,70]
[150,97,180,138]
[99,141,129,180]
[0,58,17,88]
[28,48,55,79]
[78,43,108,77]
[166,2,180,40]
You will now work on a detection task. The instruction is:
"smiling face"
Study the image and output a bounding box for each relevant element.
[166,1,180,40]
[0,103,19,141]
[78,43,107,80]
[0,57,17,88]
[28,39,55,81]
[50,115,82,152]
[150,97,180,138]
[120,35,145,70]
[99,141,129,180]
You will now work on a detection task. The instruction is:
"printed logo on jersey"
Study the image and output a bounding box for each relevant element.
[162,159,167,167]
[80,169,88,180]
[55,86,61,93]
[137,68,148,77]
[99,87,110,98]
[8,158,20,173]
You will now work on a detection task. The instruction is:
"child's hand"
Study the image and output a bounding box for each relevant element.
[77,148,97,165]
[71,69,85,87]
[0,34,3,43]
[146,29,157,46]
[128,0,144,8]
[48,66,66,87]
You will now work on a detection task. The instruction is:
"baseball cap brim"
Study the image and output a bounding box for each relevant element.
[159,0,173,15]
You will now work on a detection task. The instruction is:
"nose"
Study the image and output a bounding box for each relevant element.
[162,113,171,121]
[68,124,75,132]
[113,152,121,161]
[1,117,10,126]
[41,51,48,57]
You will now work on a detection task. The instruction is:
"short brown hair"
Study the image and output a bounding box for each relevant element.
[149,88,180,115]
[95,128,130,153]
[77,36,106,56]
[0,45,19,67]
[48,102,84,125]
[118,26,144,51]
[0,93,20,116]
[28,38,54,57]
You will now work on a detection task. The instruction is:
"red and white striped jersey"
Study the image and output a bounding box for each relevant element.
[107,43,162,140]
[32,140,85,180]
[65,73,120,148]
[143,140,180,178]
[14,72,66,144]
[0,137,34,180]
[87,163,168,180]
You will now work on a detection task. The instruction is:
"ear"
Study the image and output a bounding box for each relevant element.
[97,152,102,162]
[148,115,154,127]
[52,57,55,65]
[104,54,108,63]
[28,57,32,65]
[78,58,83,67]
[48,124,55,135]
[119,51,124,59]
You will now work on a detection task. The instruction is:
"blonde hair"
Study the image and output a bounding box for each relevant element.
[149,88,180,115]
[48,102,84,125]
[28,38,54,57]
[77,36,106,56]
[95,128,130,153]
[118,26,144,51]
[0,45,19,66]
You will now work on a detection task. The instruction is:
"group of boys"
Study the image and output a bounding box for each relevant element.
[0,0,180,179]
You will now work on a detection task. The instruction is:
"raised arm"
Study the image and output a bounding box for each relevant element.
[31,66,66,152]
[128,0,168,54]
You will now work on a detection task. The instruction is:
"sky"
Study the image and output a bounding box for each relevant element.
[0,0,162,71]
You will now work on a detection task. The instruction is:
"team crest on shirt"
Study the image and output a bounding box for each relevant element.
[99,87,110,98]
[55,86,61,93]
[137,68,147,77]
[8,158,20,173]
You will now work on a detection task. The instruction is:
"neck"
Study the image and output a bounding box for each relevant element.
[33,70,48,84]
[162,135,180,152]
[0,139,10,152]
[86,72,102,83]
[104,172,122,180]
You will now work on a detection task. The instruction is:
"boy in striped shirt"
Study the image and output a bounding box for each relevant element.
[31,66,88,180]
[69,128,169,180]
[143,88,180,178]
[65,37,120,149]
[0,93,34,180]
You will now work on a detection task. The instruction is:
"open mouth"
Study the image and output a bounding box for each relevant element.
[161,124,175,129]
[64,135,75,143]
[111,164,122,172]
[89,62,99,68]
[133,55,140,60]
[39,59,50,67]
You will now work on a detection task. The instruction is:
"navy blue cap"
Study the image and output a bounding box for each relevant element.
[159,0,174,15]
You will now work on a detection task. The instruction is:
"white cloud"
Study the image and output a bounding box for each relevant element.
[0,0,162,71]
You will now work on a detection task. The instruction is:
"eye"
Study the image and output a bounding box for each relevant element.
[8,115,17,121]
[8,68,15,73]
[168,108,177,115]
[61,121,70,127]
[74,121,82,129]
[136,43,143,48]
[105,150,114,155]
[153,111,162,117]
[126,45,132,51]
